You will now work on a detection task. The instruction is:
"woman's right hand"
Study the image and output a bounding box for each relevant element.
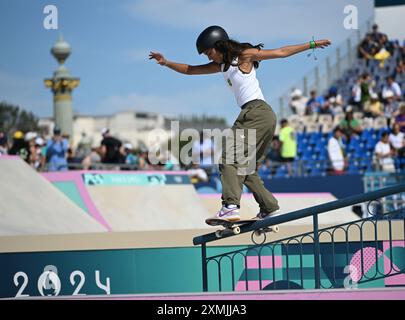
[149,51,167,66]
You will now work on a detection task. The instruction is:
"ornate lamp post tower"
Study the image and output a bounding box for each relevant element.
[44,35,79,139]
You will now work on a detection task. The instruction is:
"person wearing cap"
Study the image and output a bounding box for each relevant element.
[25,132,39,169]
[289,88,308,116]
[149,26,331,222]
[325,87,344,115]
[33,136,46,170]
[123,143,138,170]
[45,128,69,171]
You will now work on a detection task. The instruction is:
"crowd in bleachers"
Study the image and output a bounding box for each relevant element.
[0,127,173,172]
[260,24,405,178]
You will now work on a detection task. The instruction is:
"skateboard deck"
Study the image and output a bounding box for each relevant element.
[206,218,279,238]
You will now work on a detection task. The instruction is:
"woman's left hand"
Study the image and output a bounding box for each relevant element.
[315,39,332,49]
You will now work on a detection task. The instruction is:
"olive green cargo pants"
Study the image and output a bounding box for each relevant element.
[220,99,279,214]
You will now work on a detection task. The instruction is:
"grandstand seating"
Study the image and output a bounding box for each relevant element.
[276,40,405,178]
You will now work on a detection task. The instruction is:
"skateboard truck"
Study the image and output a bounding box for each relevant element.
[251,225,280,245]
[254,225,280,237]
[206,218,280,242]
[215,226,241,238]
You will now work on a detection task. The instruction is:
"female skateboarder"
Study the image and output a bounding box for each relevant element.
[150,26,331,221]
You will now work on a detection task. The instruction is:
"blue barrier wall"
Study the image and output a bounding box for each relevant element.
[196,174,364,199]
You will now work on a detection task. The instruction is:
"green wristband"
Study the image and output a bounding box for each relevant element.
[310,40,316,49]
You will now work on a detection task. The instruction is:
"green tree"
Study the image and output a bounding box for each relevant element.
[0,101,39,135]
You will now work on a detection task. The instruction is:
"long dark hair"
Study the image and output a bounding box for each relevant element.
[214,39,264,71]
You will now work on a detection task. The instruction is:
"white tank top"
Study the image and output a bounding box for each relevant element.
[221,58,265,108]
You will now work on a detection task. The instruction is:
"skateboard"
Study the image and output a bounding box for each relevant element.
[206,218,280,238]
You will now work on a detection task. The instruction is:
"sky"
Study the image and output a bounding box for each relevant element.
[0,0,380,124]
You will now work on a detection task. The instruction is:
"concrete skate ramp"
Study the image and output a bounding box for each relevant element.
[87,184,210,231]
[200,193,359,225]
[0,157,107,236]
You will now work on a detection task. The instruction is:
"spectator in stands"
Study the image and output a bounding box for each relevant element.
[266,136,282,175]
[0,131,8,155]
[383,90,399,120]
[382,34,395,55]
[395,103,405,133]
[289,89,308,116]
[25,132,39,169]
[122,143,138,170]
[389,123,405,158]
[138,150,151,170]
[327,127,346,175]
[66,148,82,170]
[374,132,395,172]
[33,137,46,171]
[82,146,102,170]
[382,76,402,102]
[9,131,29,163]
[75,132,93,161]
[358,34,378,61]
[267,136,282,163]
[279,119,297,176]
[306,90,325,115]
[364,92,384,118]
[368,24,386,45]
[187,163,209,183]
[351,76,363,112]
[46,128,69,171]
[100,128,124,164]
[340,110,362,141]
[325,86,344,115]
[394,60,405,79]
[360,73,373,109]
[374,35,392,69]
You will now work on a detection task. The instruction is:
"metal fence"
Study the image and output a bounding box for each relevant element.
[194,184,405,292]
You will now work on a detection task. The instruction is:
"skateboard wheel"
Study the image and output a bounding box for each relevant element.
[215,230,222,238]
[273,225,280,233]
[233,226,241,235]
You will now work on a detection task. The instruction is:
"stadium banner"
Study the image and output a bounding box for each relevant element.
[1,241,404,298]
[82,173,190,186]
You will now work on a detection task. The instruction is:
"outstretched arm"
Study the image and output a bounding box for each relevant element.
[149,51,221,75]
[242,39,332,61]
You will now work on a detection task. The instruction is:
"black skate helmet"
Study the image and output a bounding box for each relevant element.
[196,26,229,54]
